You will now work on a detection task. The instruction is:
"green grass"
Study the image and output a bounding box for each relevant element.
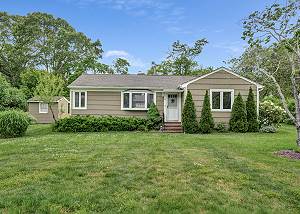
[0,125,299,213]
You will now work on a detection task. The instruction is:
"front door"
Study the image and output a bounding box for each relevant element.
[166,94,179,121]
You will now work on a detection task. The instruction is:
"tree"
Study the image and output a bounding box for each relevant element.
[0,12,103,86]
[199,91,214,133]
[112,58,130,74]
[147,39,208,76]
[20,69,46,99]
[242,0,300,146]
[229,93,248,133]
[35,73,64,122]
[182,91,199,133]
[147,103,162,130]
[246,88,259,132]
[0,74,26,111]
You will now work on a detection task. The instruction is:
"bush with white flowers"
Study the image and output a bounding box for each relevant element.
[259,100,285,127]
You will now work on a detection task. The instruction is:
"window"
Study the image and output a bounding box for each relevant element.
[73,91,87,109]
[210,89,234,111]
[39,103,48,113]
[121,91,155,110]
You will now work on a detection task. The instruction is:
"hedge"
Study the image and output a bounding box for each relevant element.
[53,115,151,132]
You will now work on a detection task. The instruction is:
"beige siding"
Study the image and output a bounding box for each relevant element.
[28,103,58,124]
[71,91,164,118]
[187,70,258,124]
[28,99,69,124]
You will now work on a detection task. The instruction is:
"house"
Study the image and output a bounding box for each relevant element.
[28,96,69,124]
[68,67,263,131]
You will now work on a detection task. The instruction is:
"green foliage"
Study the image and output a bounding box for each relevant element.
[0,12,103,86]
[113,58,130,74]
[246,88,259,132]
[214,123,228,133]
[182,91,199,133]
[53,116,150,132]
[147,103,162,130]
[0,74,27,111]
[199,91,214,133]
[229,93,248,132]
[259,100,285,127]
[35,73,64,121]
[20,69,45,99]
[147,39,209,76]
[259,125,277,133]
[0,110,30,138]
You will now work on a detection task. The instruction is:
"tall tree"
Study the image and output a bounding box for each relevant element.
[148,39,208,76]
[112,58,130,74]
[246,88,259,132]
[229,93,248,133]
[199,91,214,133]
[242,0,300,146]
[35,73,64,122]
[0,12,103,86]
[182,91,199,133]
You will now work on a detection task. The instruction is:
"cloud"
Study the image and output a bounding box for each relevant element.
[104,49,147,69]
[213,41,246,55]
[66,0,189,34]
[104,50,129,58]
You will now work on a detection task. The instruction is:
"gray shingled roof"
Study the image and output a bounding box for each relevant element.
[27,96,67,103]
[68,74,198,89]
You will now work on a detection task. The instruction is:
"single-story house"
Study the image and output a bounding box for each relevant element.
[28,96,69,124]
[68,67,263,131]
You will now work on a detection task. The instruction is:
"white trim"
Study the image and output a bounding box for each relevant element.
[68,86,165,90]
[39,102,48,114]
[210,89,234,112]
[180,67,264,89]
[121,91,156,111]
[72,90,87,110]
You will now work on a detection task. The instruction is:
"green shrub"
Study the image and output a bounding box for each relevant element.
[147,103,162,130]
[259,100,284,127]
[259,125,277,133]
[199,91,214,133]
[0,110,30,138]
[246,87,259,132]
[285,98,295,125]
[214,123,228,133]
[53,115,150,132]
[182,91,199,134]
[229,93,248,132]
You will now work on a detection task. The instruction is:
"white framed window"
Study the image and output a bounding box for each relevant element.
[210,89,234,112]
[72,91,87,109]
[121,91,156,110]
[39,103,48,114]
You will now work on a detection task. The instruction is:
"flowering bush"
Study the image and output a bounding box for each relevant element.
[259,100,285,126]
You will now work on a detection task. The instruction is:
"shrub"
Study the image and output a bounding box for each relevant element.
[0,74,27,111]
[199,91,214,133]
[53,115,150,132]
[182,91,199,134]
[0,110,30,138]
[214,123,228,133]
[147,103,162,130]
[229,93,248,132]
[259,100,284,127]
[285,98,296,125]
[246,87,259,132]
[259,125,277,133]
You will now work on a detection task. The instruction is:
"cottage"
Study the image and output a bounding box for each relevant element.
[28,96,69,123]
[68,67,263,131]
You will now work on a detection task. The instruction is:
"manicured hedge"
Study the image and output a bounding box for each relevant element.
[53,115,150,132]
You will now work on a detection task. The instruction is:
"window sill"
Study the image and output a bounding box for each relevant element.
[211,109,232,112]
[122,108,149,111]
[73,107,87,110]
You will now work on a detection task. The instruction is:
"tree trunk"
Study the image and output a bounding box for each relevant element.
[291,76,300,147]
[49,104,56,122]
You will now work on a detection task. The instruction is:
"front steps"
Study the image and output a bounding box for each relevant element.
[163,122,183,133]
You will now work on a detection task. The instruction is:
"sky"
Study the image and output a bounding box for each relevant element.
[1,0,284,73]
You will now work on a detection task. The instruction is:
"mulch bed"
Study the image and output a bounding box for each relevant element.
[276,150,300,160]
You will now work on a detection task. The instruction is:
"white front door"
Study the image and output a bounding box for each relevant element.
[166,94,179,121]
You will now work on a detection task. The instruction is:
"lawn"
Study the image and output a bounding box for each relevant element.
[0,125,300,213]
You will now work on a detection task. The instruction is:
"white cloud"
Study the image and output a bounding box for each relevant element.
[66,0,189,34]
[104,49,147,69]
[213,41,246,55]
[104,50,129,58]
